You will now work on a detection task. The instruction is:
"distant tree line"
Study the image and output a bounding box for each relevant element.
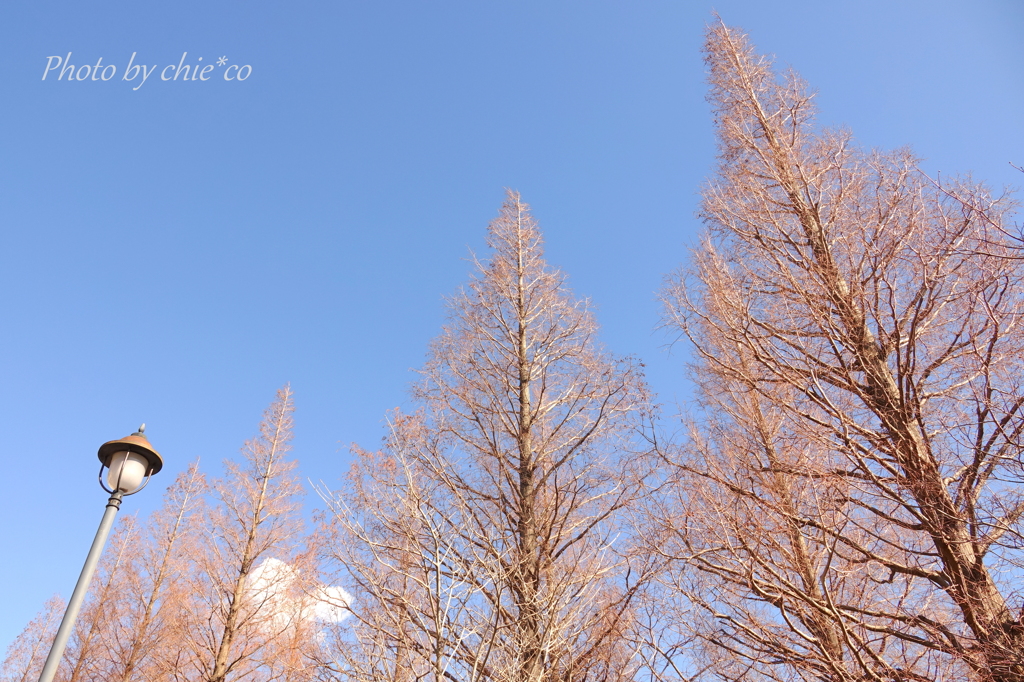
[4,21,1022,682]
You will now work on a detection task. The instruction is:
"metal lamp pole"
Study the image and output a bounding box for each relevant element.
[37,425,163,682]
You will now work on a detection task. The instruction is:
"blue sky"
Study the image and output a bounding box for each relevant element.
[1,0,1021,652]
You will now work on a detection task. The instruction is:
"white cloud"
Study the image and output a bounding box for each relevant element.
[246,557,353,628]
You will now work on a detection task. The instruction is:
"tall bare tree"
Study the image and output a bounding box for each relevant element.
[182,386,308,682]
[325,191,655,682]
[659,20,1024,682]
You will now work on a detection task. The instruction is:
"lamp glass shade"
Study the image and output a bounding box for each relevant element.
[106,451,149,493]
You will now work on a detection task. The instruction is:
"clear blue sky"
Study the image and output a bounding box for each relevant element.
[1,0,1021,652]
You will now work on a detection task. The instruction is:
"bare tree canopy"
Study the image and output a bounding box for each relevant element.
[6,19,1022,682]
[186,385,311,682]
[1,596,64,682]
[324,191,656,682]
[658,20,1024,682]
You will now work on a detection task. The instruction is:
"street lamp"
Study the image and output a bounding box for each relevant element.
[37,425,163,682]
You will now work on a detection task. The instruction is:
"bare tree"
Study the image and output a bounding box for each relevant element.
[60,515,139,682]
[181,386,308,682]
[1,596,65,682]
[324,191,655,682]
[658,20,1024,682]
[106,462,207,682]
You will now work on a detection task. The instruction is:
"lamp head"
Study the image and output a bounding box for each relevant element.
[97,425,163,494]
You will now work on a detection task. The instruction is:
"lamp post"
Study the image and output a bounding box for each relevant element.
[37,425,163,682]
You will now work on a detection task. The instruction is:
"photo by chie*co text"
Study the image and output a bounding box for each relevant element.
[41,52,252,90]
